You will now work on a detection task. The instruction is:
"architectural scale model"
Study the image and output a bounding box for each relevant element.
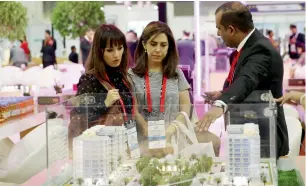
[226,123,261,184]
[72,125,128,186]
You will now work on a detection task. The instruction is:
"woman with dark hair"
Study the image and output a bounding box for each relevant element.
[128,21,192,156]
[41,30,57,68]
[266,30,279,50]
[69,24,141,154]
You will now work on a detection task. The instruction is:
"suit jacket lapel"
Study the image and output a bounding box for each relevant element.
[233,29,262,78]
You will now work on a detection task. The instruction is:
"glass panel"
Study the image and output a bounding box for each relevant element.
[43,90,304,186]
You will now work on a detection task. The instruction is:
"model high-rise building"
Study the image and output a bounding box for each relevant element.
[227,123,261,180]
[96,126,128,169]
[72,125,128,185]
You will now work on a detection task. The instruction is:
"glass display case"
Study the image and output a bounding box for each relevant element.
[43,92,304,186]
[224,90,278,186]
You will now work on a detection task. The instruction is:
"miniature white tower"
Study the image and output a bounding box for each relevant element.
[73,134,111,184]
[227,123,261,182]
[96,126,128,169]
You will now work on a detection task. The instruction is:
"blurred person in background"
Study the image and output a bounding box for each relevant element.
[267,30,279,50]
[290,43,305,79]
[10,42,28,68]
[41,30,57,68]
[289,24,305,60]
[80,28,94,66]
[20,36,31,62]
[126,30,138,66]
[177,30,195,73]
[68,46,78,64]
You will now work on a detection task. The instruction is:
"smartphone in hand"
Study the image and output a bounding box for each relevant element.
[201,93,214,104]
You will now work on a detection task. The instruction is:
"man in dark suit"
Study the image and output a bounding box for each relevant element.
[197,2,289,158]
[289,24,305,60]
[68,46,78,64]
[80,28,94,66]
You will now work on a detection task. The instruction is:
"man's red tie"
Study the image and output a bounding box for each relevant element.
[223,50,242,90]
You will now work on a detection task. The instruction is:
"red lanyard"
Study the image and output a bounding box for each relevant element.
[104,74,135,122]
[227,50,242,85]
[145,71,167,113]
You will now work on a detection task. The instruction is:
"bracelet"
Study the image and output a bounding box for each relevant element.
[300,94,306,105]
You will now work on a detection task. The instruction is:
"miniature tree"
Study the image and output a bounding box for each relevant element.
[92,178,98,185]
[76,178,84,186]
[136,156,151,173]
[247,177,251,186]
[230,178,235,186]
[178,162,183,175]
[164,160,169,171]
[260,172,267,186]
[123,177,130,186]
[183,161,190,174]
[140,165,161,186]
[110,161,114,171]
[152,158,160,168]
[190,153,197,161]
[199,178,206,186]
[118,155,122,165]
[261,175,267,186]
[214,177,222,186]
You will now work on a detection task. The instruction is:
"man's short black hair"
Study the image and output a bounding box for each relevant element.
[45,30,51,35]
[128,30,137,38]
[290,24,297,29]
[71,46,76,50]
[215,1,254,33]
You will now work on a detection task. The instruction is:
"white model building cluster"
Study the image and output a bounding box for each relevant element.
[227,123,261,183]
[72,125,128,185]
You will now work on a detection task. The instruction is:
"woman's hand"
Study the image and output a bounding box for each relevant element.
[104,89,120,107]
[275,91,304,105]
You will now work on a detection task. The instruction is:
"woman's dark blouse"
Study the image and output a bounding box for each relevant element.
[73,65,133,122]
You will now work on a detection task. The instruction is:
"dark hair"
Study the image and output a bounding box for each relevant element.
[45,30,51,35]
[132,21,179,79]
[71,46,76,50]
[215,1,254,33]
[290,24,297,29]
[267,30,272,36]
[128,30,137,38]
[85,24,131,86]
[183,30,190,37]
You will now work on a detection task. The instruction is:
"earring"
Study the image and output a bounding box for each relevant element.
[144,48,147,53]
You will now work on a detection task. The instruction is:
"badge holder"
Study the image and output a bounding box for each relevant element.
[125,119,140,159]
[146,111,166,150]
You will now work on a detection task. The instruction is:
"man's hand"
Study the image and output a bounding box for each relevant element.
[275,91,304,105]
[196,106,223,132]
[203,91,222,104]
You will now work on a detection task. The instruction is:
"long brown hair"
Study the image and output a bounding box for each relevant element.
[86,24,131,86]
[132,21,179,79]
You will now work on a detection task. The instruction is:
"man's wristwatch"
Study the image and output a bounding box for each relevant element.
[213,100,227,113]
